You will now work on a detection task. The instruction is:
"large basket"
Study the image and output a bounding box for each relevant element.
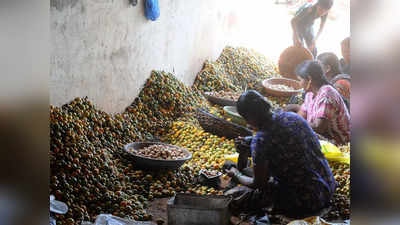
[278,46,313,80]
[203,92,237,107]
[194,109,253,139]
[262,78,303,97]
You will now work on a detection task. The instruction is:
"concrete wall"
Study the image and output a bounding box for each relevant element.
[50,0,350,113]
[51,0,242,113]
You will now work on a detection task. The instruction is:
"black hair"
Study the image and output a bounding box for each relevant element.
[318,0,334,10]
[237,90,272,125]
[317,52,342,77]
[296,60,351,110]
[295,60,331,88]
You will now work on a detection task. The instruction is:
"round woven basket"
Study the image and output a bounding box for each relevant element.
[262,78,303,97]
[194,108,252,139]
[278,46,313,80]
[203,92,237,106]
[124,142,192,170]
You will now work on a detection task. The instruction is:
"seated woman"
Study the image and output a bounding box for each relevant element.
[317,52,351,101]
[286,60,350,145]
[226,90,336,223]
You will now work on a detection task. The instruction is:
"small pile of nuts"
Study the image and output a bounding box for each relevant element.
[208,91,242,101]
[201,169,221,178]
[130,144,188,160]
[268,84,297,91]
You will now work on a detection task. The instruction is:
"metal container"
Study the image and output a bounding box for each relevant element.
[124,142,192,170]
[167,194,232,225]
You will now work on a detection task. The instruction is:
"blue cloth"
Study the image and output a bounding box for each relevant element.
[294,3,322,30]
[145,0,160,21]
[250,111,336,216]
[293,3,327,57]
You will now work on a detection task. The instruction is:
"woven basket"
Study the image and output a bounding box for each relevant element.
[262,78,303,97]
[278,46,313,80]
[203,92,237,107]
[194,109,253,139]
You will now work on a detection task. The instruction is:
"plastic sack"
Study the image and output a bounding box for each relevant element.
[287,216,349,225]
[224,153,253,167]
[50,195,68,225]
[50,195,68,214]
[248,215,271,225]
[144,0,160,21]
[320,140,350,165]
[82,214,155,225]
[50,216,56,225]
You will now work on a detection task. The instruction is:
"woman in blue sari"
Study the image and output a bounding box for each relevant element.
[226,90,336,222]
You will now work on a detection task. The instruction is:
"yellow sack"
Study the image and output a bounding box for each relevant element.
[320,141,350,165]
[224,141,349,166]
[224,153,253,167]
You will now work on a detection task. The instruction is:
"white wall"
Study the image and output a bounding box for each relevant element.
[51,0,244,113]
[50,0,349,113]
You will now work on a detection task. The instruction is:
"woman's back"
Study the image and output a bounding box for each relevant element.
[301,85,350,144]
[251,111,335,192]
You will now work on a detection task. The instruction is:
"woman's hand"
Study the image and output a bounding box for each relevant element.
[291,18,302,47]
[311,118,330,137]
[284,104,301,113]
[234,136,244,146]
[234,136,252,154]
[225,167,240,178]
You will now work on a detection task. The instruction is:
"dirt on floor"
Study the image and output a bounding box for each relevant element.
[147,198,170,225]
[145,195,296,225]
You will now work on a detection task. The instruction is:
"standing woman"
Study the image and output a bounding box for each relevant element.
[291,0,334,57]
[296,60,350,145]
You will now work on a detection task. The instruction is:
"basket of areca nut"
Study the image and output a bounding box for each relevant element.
[194,108,253,140]
[203,91,241,107]
[124,142,192,170]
